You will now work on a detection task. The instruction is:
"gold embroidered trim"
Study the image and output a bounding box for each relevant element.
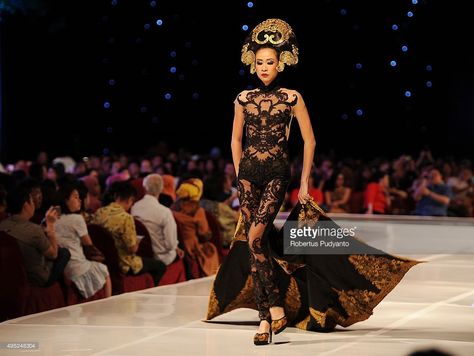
[206,287,220,320]
[284,277,301,322]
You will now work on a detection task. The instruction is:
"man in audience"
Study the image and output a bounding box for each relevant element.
[21,178,44,224]
[0,184,70,286]
[414,168,452,216]
[93,181,166,286]
[132,174,184,265]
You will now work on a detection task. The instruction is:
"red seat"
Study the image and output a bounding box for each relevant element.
[134,218,187,286]
[158,258,187,286]
[87,224,154,294]
[349,190,365,213]
[130,178,146,201]
[135,218,154,258]
[0,231,65,321]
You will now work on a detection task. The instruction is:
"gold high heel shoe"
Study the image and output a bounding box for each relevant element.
[271,314,288,335]
[254,317,272,346]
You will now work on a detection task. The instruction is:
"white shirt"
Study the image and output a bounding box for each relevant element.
[131,194,178,265]
[55,214,91,278]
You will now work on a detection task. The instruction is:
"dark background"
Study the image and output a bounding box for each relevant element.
[1,0,473,162]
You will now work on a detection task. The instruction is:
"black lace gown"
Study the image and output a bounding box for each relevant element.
[235,82,297,321]
[205,84,422,331]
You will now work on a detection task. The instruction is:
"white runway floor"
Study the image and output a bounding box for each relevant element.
[1,217,474,356]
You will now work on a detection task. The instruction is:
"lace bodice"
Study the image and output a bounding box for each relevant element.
[236,85,298,162]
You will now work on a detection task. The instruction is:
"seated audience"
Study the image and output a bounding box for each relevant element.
[92,181,166,286]
[172,178,219,276]
[132,174,184,265]
[364,171,391,214]
[0,184,70,286]
[414,168,452,216]
[55,184,112,298]
[324,173,351,213]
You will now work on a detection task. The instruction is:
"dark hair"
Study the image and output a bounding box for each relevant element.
[104,181,137,205]
[6,185,31,214]
[369,171,388,183]
[56,183,79,214]
[21,178,41,192]
[203,175,225,201]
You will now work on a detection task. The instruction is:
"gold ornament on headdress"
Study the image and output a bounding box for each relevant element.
[241,18,299,74]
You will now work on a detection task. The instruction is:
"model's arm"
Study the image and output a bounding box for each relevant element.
[293,91,316,204]
[231,92,245,177]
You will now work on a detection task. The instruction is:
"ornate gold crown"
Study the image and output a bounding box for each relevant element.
[241,18,299,74]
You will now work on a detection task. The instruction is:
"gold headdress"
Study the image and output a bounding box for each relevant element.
[241,18,299,74]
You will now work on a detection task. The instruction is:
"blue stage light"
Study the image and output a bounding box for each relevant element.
[426,81,432,88]
[407,11,414,17]
[340,8,347,16]
[170,51,177,58]
[355,63,363,69]
[412,0,418,4]
[170,67,177,73]
[392,24,399,31]
[404,90,412,97]
[390,60,397,67]
[401,45,408,52]
[356,109,364,116]
[426,64,432,71]
[108,79,115,86]
[242,25,249,31]
[150,1,157,7]
[144,23,150,30]
[247,2,254,8]
[103,101,111,109]
[165,93,172,100]
[156,19,163,26]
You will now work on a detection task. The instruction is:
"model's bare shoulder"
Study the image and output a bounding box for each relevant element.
[281,88,299,106]
[234,90,248,105]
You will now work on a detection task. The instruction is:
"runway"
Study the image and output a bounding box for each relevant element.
[1,216,473,356]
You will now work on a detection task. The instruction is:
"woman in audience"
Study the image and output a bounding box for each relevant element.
[80,175,102,213]
[159,174,177,207]
[324,173,351,213]
[55,184,112,298]
[171,178,219,276]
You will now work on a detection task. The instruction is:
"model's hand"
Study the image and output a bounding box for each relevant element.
[298,183,310,205]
